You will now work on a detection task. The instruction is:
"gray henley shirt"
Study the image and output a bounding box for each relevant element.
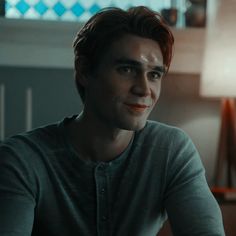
[0,116,225,236]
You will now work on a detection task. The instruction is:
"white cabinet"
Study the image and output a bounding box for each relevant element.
[0,18,205,74]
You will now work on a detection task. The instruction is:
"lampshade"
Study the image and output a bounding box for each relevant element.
[200,0,236,98]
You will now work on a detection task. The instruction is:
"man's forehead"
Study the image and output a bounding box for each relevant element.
[110,34,160,50]
[105,35,164,67]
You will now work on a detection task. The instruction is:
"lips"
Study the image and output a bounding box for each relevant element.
[124,103,150,112]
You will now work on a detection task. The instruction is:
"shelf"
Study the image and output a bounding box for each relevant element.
[0,17,205,74]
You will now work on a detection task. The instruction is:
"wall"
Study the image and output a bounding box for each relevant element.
[0,66,221,184]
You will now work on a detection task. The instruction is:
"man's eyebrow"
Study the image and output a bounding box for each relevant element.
[153,65,166,73]
[114,58,141,67]
[114,58,166,73]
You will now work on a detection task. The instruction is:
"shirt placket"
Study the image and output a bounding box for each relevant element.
[95,163,110,236]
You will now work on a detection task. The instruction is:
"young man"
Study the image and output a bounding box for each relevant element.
[0,6,225,236]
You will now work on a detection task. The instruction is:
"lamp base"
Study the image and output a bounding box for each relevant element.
[214,98,236,188]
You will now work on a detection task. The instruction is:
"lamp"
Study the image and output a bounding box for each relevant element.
[200,0,236,194]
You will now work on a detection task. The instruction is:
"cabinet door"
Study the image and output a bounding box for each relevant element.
[0,66,82,139]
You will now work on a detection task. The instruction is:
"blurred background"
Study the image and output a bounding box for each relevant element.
[0,0,235,234]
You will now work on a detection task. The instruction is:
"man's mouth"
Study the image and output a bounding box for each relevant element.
[124,103,150,112]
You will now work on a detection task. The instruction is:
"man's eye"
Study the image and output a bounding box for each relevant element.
[118,66,133,74]
[149,71,162,80]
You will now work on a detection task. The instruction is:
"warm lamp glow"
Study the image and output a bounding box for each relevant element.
[200,0,236,98]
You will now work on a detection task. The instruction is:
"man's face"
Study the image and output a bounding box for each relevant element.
[83,34,164,131]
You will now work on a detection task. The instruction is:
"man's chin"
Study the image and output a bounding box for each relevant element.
[120,119,147,131]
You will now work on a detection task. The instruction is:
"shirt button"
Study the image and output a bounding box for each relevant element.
[102,216,107,221]
[101,188,105,194]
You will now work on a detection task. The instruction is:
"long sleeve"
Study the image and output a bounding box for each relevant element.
[164,130,225,236]
[0,143,36,236]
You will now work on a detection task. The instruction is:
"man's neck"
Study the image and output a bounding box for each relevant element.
[66,113,134,162]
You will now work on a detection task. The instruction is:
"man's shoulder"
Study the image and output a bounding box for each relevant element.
[145,120,180,132]
[0,116,77,186]
[134,120,191,151]
[143,120,187,140]
[0,120,64,155]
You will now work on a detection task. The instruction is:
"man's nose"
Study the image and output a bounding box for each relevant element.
[131,73,151,97]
